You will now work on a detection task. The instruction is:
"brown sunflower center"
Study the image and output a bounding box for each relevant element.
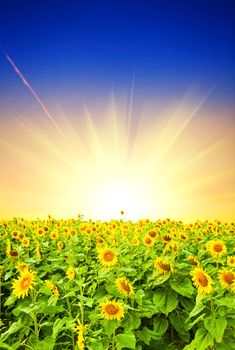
[105,304,119,315]
[104,251,114,261]
[163,235,171,242]
[198,273,208,287]
[223,272,234,285]
[149,231,157,238]
[145,238,152,244]
[21,277,30,289]
[120,281,130,292]
[158,261,171,271]
[213,244,223,252]
[229,258,235,264]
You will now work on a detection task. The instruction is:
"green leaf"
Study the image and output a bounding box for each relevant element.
[169,311,189,334]
[100,319,119,338]
[188,300,205,319]
[204,316,227,343]
[0,321,22,342]
[183,328,214,350]
[170,277,194,298]
[29,335,55,350]
[4,294,17,307]
[136,327,159,345]
[116,331,136,349]
[52,318,68,339]
[153,317,168,336]
[153,289,178,315]
[134,289,145,306]
[38,305,64,315]
[0,342,14,350]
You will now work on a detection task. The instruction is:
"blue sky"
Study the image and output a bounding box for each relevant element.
[0,0,235,110]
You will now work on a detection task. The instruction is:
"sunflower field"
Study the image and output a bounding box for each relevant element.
[1,217,235,350]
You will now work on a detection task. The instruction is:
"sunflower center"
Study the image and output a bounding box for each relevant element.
[198,273,208,287]
[105,304,119,315]
[229,259,235,264]
[163,235,171,242]
[121,281,130,292]
[159,261,171,271]
[214,244,223,252]
[223,272,234,284]
[104,251,114,261]
[145,238,152,244]
[21,277,30,289]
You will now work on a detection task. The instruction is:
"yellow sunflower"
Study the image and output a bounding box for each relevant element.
[191,268,213,295]
[154,257,173,274]
[6,240,11,258]
[74,319,88,350]
[66,266,75,280]
[57,241,64,250]
[45,280,59,297]
[12,270,35,299]
[115,277,134,297]
[11,231,18,238]
[187,255,200,267]
[142,235,154,247]
[218,270,235,289]
[100,299,125,320]
[35,240,41,259]
[16,262,29,273]
[208,240,227,258]
[98,247,117,267]
[22,237,30,247]
[162,234,172,244]
[131,236,139,246]
[227,256,235,267]
[51,231,59,240]
[147,230,158,239]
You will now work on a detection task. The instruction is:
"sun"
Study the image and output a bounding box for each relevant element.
[0,89,234,222]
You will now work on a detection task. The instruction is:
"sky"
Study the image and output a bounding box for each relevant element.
[0,1,235,221]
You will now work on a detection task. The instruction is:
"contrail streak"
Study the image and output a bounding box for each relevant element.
[5,52,65,138]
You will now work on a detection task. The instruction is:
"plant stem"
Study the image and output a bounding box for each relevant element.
[31,289,39,339]
[66,296,75,350]
[80,285,84,325]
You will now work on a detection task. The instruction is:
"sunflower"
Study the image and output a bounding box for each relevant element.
[162,234,172,243]
[100,299,125,320]
[51,231,59,240]
[37,228,44,237]
[11,231,18,238]
[22,237,30,247]
[187,255,200,267]
[142,235,154,247]
[115,277,134,297]
[6,240,11,257]
[35,240,41,259]
[191,268,213,295]
[154,257,173,274]
[12,270,35,298]
[208,240,227,258]
[218,269,235,289]
[66,266,75,280]
[98,247,117,267]
[148,230,158,239]
[45,280,59,297]
[74,319,88,350]
[227,256,235,267]
[57,241,64,250]
[16,262,29,273]
[131,236,139,246]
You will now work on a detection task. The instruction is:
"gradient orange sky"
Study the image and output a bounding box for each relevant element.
[0,90,235,222]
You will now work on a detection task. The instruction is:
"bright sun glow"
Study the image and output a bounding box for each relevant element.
[0,88,235,222]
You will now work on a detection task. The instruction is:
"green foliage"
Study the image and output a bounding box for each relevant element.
[0,217,235,349]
